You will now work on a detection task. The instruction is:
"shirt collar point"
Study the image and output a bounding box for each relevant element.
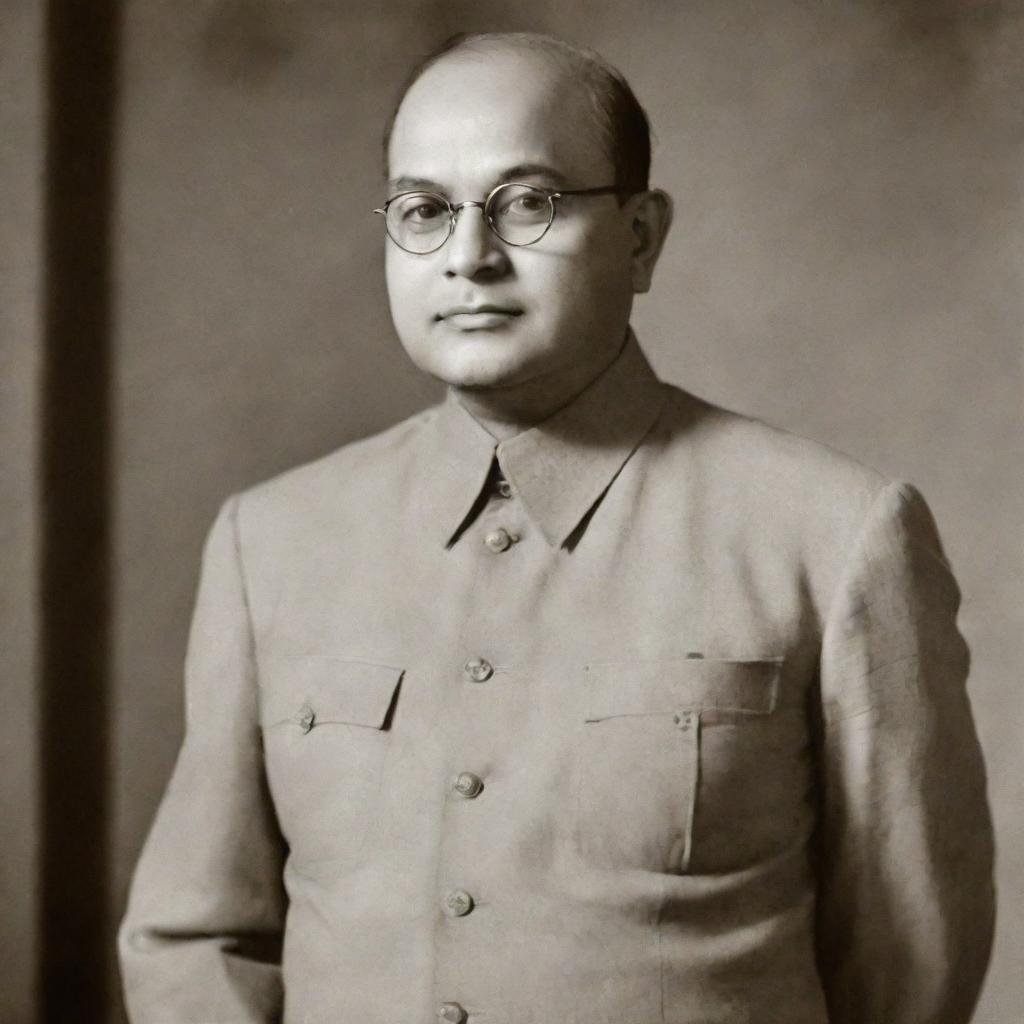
[430,330,665,549]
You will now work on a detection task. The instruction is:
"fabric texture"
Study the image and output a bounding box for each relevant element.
[119,333,995,1024]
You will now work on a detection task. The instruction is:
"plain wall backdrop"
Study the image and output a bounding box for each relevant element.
[1,1,43,1020]
[2,1,1021,1021]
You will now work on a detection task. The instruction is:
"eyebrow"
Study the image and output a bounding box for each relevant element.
[388,163,572,195]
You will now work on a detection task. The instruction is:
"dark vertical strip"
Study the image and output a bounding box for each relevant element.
[39,2,120,1021]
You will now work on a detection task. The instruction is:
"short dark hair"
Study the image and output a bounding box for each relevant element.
[382,32,652,196]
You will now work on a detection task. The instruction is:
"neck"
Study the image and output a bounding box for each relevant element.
[451,332,629,442]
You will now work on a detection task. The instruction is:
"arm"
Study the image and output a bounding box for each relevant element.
[119,496,287,1023]
[814,482,995,1023]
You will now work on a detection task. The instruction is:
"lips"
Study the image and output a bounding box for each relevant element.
[436,304,523,320]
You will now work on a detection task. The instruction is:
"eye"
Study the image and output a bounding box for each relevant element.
[392,193,449,230]
[514,194,546,213]
[495,187,550,221]
[405,200,446,222]
[415,204,444,222]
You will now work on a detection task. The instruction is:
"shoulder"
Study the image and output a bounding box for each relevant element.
[230,402,442,532]
[661,385,886,493]
[650,385,921,580]
[651,386,950,612]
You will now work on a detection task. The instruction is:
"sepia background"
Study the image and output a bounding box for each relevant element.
[2,1,1021,1020]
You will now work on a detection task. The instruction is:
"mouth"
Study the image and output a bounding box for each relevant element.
[436,304,524,326]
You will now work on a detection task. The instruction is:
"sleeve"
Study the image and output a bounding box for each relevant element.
[814,481,996,1024]
[119,496,287,1023]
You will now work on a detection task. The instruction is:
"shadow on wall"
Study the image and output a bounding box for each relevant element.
[38,1,119,1022]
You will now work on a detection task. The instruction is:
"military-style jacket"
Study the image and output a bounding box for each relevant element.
[120,333,994,1024]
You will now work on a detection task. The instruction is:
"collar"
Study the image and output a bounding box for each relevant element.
[424,330,668,549]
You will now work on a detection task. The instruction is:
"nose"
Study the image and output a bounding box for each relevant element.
[444,203,510,280]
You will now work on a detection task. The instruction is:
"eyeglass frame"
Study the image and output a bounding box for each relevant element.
[373,181,626,254]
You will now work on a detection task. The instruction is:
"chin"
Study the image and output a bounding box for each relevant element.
[416,336,536,390]
[432,358,526,391]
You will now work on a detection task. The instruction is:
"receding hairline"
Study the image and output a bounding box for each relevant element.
[396,38,596,113]
[434,32,617,81]
[382,32,651,193]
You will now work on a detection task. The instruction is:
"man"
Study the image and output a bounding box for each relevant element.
[119,31,995,1024]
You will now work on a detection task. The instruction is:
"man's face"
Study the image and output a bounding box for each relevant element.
[384,48,638,393]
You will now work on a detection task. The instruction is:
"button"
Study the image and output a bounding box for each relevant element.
[437,1003,467,1024]
[452,772,484,798]
[443,889,474,917]
[496,477,513,499]
[296,704,315,733]
[464,657,494,682]
[483,527,514,552]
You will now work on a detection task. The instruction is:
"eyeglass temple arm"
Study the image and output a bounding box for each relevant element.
[551,185,623,198]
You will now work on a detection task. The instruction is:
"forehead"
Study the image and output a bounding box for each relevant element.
[388,48,610,187]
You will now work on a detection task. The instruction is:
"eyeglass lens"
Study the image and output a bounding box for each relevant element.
[385,183,554,254]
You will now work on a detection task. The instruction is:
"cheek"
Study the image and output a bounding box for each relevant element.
[544,222,632,300]
[385,259,429,326]
[540,252,631,322]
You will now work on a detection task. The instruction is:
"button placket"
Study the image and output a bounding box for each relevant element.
[439,470,511,1024]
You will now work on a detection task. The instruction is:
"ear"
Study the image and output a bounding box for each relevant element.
[624,189,674,294]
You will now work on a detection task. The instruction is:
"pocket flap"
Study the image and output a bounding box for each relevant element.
[584,658,782,721]
[259,657,404,730]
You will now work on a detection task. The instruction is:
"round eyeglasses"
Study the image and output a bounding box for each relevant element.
[374,182,621,255]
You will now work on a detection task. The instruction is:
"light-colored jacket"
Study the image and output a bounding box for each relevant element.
[119,333,995,1024]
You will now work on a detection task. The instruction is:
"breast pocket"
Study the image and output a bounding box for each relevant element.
[259,656,404,875]
[578,658,791,875]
